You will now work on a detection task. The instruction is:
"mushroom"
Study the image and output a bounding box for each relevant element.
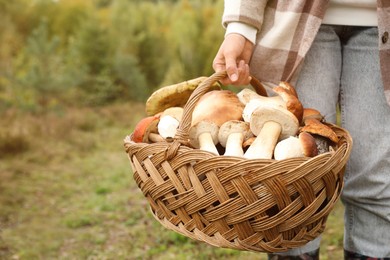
[218,120,252,157]
[273,132,318,160]
[191,90,244,126]
[302,108,324,125]
[244,102,299,159]
[239,84,303,124]
[300,118,339,154]
[189,121,220,154]
[145,77,221,116]
[273,86,303,124]
[132,114,163,143]
[157,107,184,140]
[278,81,298,98]
[237,88,285,106]
[299,108,339,154]
[189,90,244,154]
[157,115,180,139]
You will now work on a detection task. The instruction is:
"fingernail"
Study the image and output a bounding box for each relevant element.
[231,73,238,81]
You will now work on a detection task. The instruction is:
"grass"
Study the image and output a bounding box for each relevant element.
[0,103,344,259]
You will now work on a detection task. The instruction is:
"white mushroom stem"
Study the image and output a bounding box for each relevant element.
[148,133,165,143]
[224,132,245,156]
[189,121,220,155]
[244,103,299,159]
[218,120,251,157]
[158,115,180,139]
[198,132,219,155]
[274,136,303,160]
[244,121,282,159]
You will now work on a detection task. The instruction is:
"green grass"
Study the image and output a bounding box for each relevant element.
[0,103,345,259]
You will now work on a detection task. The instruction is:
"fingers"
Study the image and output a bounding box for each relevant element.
[219,60,250,86]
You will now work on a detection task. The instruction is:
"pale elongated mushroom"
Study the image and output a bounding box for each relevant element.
[239,85,303,124]
[244,103,299,159]
[274,132,318,160]
[218,120,252,157]
[145,77,221,116]
[237,88,285,106]
[189,90,244,154]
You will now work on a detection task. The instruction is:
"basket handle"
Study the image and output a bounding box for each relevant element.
[174,70,267,145]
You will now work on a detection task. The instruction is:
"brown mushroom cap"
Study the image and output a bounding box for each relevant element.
[299,131,318,157]
[278,81,298,98]
[300,118,339,143]
[273,86,303,124]
[191,90,244,127]
[132,115,160,143]
[145,77,221,116]
[302,108,324,124]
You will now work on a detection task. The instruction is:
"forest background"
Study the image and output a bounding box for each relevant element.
[0,0,344,259]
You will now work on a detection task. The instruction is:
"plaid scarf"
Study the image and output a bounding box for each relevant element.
[222,0,390,106]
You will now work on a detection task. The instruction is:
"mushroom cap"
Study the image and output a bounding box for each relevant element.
[189,121,219,148]
[145,77,221,116]
[278,81,298,98]
[218,120,252,147]
[302,108,324,123]
[298,131,318,157]
[250,103,299,140]
[300,118,339,143]
[162,106,184,121]
[273,86,303,124]
[242,97,286,122]
[191,90,244,127]
[132,115,160,143]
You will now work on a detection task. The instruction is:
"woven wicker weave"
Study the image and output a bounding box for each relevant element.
[124,71,353,253]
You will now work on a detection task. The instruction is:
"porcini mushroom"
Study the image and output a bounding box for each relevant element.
[189,90,244,154]
[244,103,299,159]
[237,88,285,106]
[273,86,303,124]
[189,121,220,154]
[279,81,298,98]
[191,90,244,126]
[157,107,184,140]
[218,120,252,157]
[145,77,221,116]
[302,108,324,125]
[300,118,339,154]
[132,114,162,143]
[274,132,318,160]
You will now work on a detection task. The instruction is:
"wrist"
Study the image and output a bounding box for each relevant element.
[225,22,257,44]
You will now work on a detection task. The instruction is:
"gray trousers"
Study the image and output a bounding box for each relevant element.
[283,25,390,257]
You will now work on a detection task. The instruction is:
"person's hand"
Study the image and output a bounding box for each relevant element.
[213,33,254,86]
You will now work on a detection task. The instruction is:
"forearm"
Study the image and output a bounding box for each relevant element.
[222,0,268,31]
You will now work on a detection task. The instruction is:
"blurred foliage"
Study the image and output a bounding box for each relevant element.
[0,0,224,110]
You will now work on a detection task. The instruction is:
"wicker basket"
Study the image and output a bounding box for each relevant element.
[124,71,353,253]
